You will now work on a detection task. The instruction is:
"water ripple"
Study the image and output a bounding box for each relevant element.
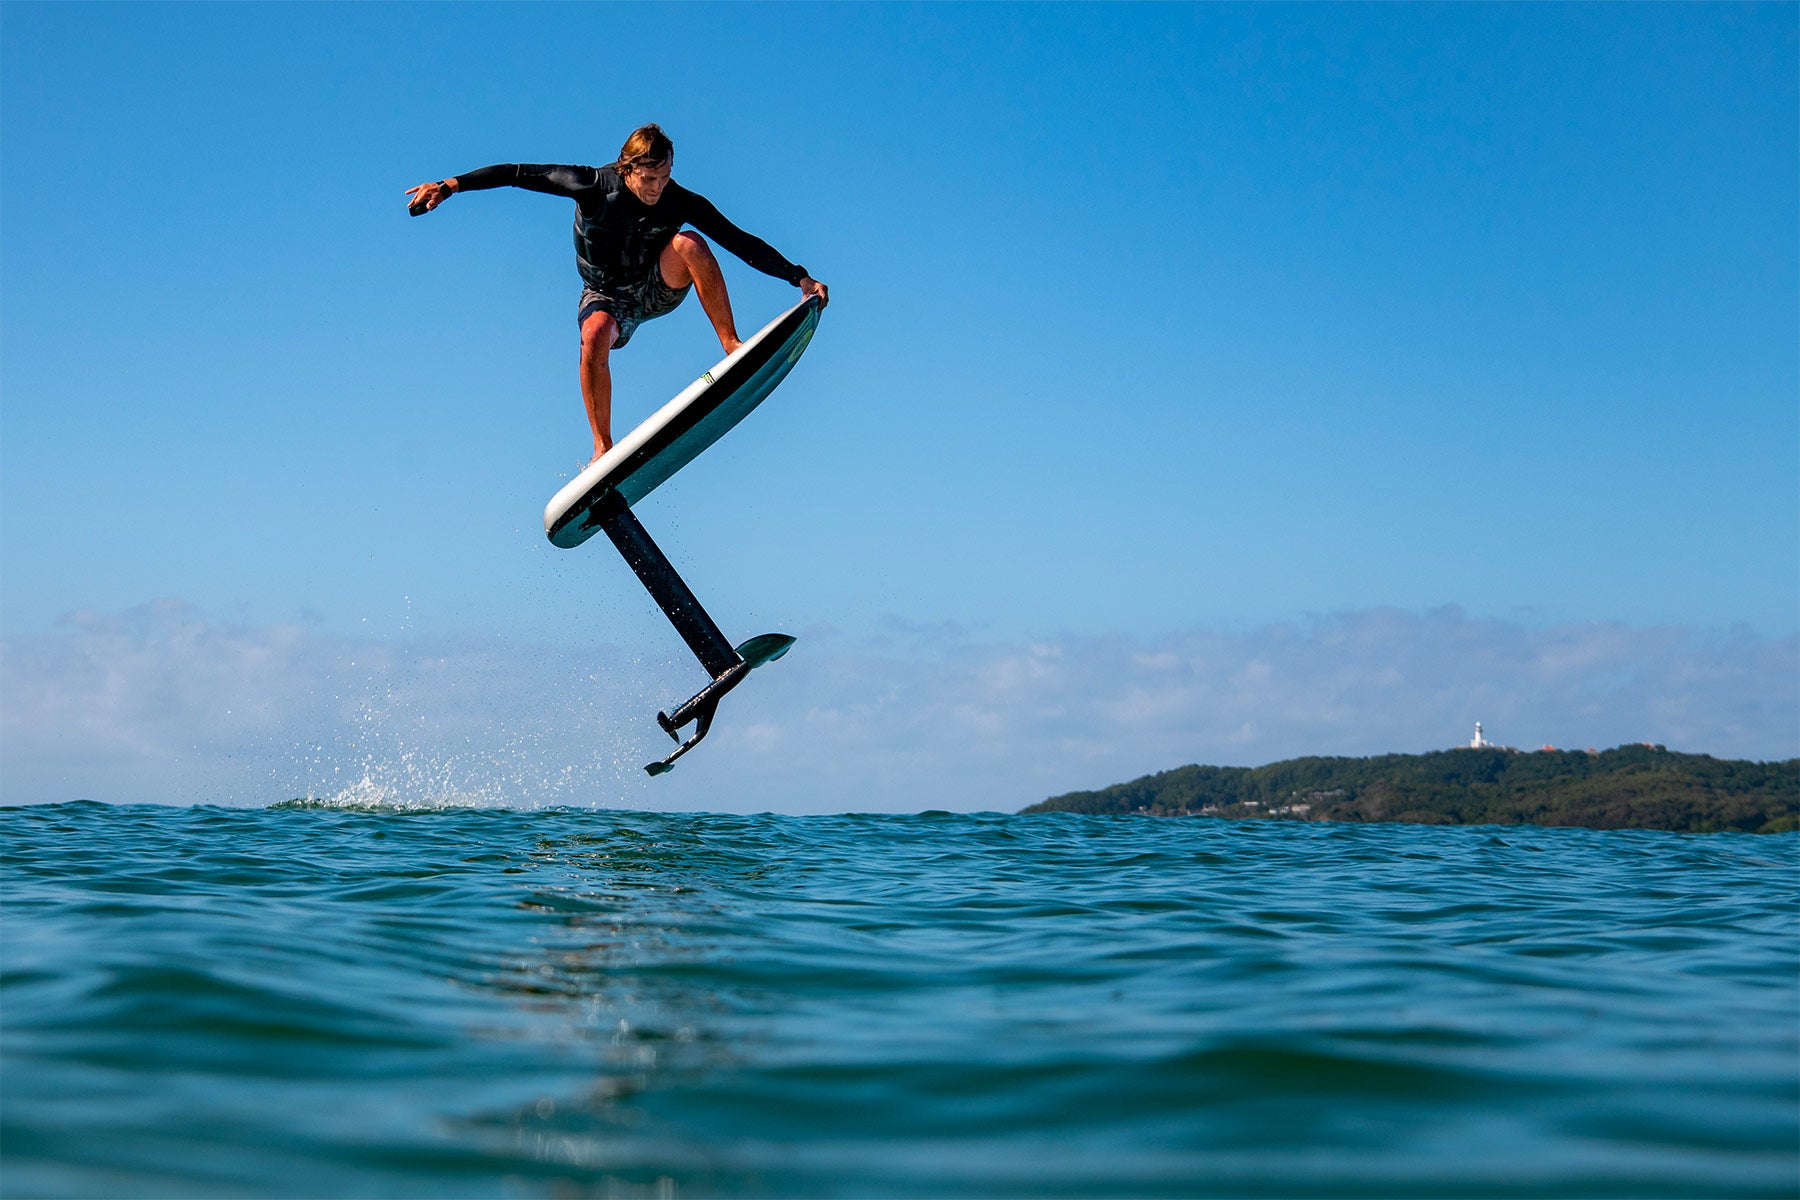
[3,803,1795,1197]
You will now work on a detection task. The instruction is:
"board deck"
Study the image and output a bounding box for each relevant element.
[544,296,822,548]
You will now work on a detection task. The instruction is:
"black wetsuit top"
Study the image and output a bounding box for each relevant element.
[453,163,807,295]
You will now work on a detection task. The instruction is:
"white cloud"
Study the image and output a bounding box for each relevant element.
[2,602,1794,813]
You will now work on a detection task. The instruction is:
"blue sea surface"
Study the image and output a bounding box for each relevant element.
[2,803,1796,1198]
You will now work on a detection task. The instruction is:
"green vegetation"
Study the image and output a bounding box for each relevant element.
[1021,745,1800,834]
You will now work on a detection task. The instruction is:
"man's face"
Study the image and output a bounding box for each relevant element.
[624,158,672,205]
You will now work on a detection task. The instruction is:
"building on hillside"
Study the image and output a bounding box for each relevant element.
[1467,722,1518,751]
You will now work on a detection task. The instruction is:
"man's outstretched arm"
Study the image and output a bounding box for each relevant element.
[683,193,829,308]
[405,164,601,215]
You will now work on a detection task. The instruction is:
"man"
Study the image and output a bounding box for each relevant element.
[407,124,828,465]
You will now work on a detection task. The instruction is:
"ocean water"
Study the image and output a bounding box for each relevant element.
[2,803,1795,1199]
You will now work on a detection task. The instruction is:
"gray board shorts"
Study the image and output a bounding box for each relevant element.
[577,261,692,349]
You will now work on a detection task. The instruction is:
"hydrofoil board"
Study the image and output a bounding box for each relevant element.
[541,295,823,775]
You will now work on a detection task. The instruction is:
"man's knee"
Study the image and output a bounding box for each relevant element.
[581,311,619,357]
[662,231,716,283]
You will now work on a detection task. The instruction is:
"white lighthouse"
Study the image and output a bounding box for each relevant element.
[1471,722,1492,749]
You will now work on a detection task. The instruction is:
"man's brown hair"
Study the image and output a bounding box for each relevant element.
[615,124,673,175]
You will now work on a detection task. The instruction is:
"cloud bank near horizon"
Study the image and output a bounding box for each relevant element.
[3,600,1794,813]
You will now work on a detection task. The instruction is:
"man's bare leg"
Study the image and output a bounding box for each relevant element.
[662,232,743,354]
[580,310,621,465]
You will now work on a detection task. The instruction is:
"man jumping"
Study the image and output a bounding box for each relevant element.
[407,124,829,464]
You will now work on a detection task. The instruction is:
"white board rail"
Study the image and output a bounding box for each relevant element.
[544,296,822,549]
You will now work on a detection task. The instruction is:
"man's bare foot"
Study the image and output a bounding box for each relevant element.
[723,337,743,356]
[588,444,610,467]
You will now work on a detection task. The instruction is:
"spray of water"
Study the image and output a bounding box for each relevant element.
[271,629,683,812]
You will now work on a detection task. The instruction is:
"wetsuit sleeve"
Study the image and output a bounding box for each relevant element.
[680,191,808,285]
[453,163,604,198]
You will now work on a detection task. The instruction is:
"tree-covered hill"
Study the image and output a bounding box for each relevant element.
[1020,745,1800,833]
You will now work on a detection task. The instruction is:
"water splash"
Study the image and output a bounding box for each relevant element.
[271,635,679,810]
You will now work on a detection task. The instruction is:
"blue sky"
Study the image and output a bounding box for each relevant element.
[3,3,1795,810]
